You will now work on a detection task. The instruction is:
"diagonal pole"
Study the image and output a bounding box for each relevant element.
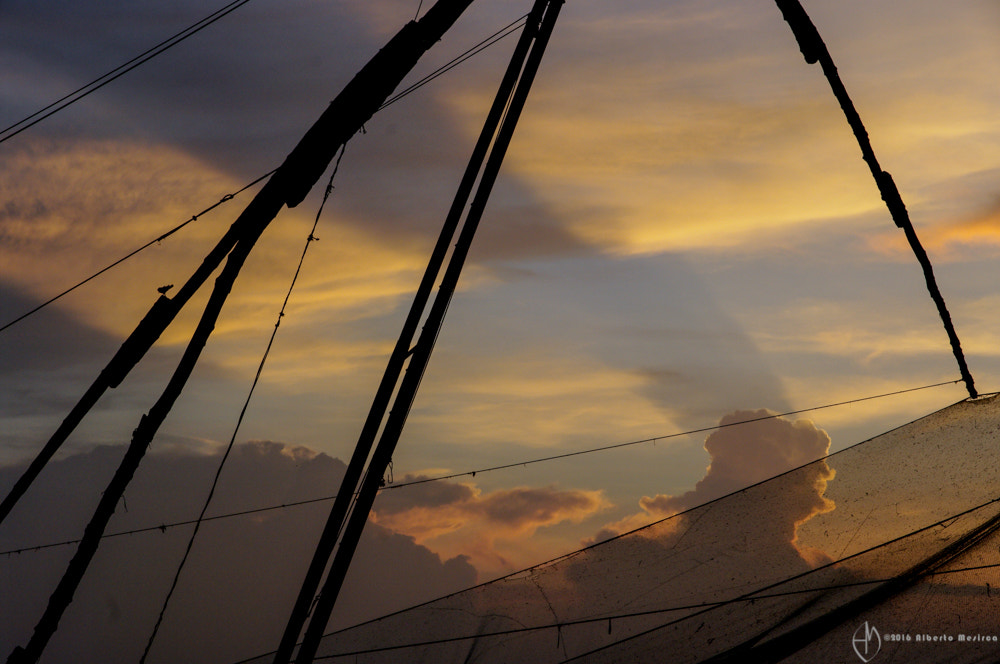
[270,2,550,662]
[291,2,565,662]
[774,0,977,399]
[0,0,479,530]
[5,2,478,662]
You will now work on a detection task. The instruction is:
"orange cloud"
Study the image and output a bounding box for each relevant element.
[373,476,609,577]
[867,199,1000,261]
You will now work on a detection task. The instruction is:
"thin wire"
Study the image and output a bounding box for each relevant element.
[382,378,963,491]
[0,378,962,559]
[1,16,526,336]
[0,0,256,145]
[0,168,276,334]
[379,15,528,110]
[138,145,346,663]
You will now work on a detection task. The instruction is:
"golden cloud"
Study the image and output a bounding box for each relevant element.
[867,199,1000,263]
[409,349,677,451]
[0,138,247,337]
[0,137,443,389]
[372,476,609,577]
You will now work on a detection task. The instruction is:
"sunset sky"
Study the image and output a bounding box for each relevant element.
[2,0,1000,653]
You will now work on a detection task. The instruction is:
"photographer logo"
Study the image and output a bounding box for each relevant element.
[852,621,881,662]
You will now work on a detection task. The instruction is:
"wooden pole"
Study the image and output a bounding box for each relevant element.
[291,2,564,662]
[774,0,977,399]
[6,2,477,662]
[271,2,548,661]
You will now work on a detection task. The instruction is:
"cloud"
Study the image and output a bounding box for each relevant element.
[0,441,476,664]
[0,137,247,339]
[644,410,832,512]
[592,410,834,567]
[867,197,1000,263]
[373,475,608,577]
[0,283,116,376]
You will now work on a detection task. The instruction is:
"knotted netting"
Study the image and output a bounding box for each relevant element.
[249,394,1000,663]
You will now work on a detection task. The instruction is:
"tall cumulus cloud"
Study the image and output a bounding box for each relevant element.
[593,409,835,567]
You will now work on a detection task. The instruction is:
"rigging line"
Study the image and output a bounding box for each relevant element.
[0,0,256,146]
[248,500,1000,664]
[0,168,276,335]
[773,0,977,399]
[0,378,964,559]
[379,14,529,111]
[382,378,964,490]
[0,496,334,557]
[1,17,525,336]
[138,145,346,664]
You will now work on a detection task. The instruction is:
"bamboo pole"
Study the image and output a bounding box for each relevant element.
[774,0,977,399]
[291,2,565,662]
[270,2,549,661]
[6,2,477,661]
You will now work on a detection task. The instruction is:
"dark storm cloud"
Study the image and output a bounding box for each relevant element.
[475,486,604,526]
[0,281,242,464]
[374,473,478,515]
[0,0,376,171]
[0,440,476,664]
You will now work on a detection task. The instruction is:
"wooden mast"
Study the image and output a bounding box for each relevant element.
[286,2,564,662]
[6,2,478,662]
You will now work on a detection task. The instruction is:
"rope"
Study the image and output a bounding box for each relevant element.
[0,168,275,334]
[0,0,257,145]
[138,146,346,663]
[0,379,963,559]
[381,379,963,491]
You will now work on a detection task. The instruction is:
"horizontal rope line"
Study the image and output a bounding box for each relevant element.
[0,378,962,558]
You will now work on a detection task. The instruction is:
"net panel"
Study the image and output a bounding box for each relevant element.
[248,394,1000,664]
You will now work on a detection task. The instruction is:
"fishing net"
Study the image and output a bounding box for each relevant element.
[251,393,1000,663]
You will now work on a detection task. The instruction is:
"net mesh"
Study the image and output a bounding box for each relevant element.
[246,393,1000,663]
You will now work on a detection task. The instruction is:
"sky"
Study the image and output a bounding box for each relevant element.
[2,0,1000,660]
